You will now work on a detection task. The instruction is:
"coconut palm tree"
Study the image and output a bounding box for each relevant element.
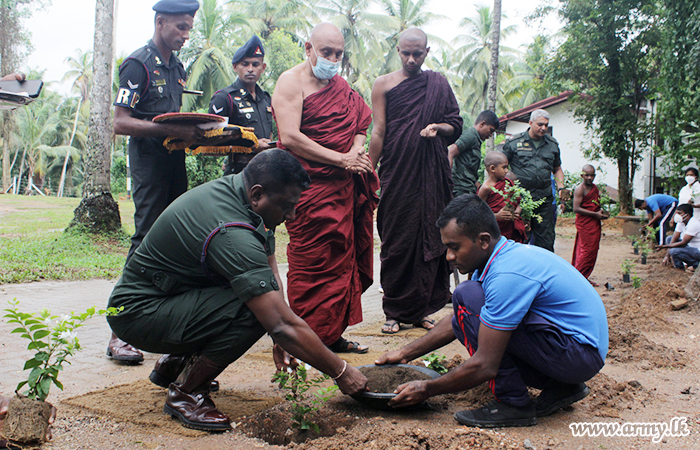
[58,49,92,197]
[180,0,245,112]
[452,4,518,120]
[226,0,317,41]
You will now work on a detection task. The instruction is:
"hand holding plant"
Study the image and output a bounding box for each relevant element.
[491,180,546,223]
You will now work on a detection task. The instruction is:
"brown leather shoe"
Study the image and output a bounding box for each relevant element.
[164,384,231,431]
[106,333,144,362]
[150,354,220,392]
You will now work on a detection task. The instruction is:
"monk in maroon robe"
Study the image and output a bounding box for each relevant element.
[369,29,463,333]
[572,165,608,284]
[273,23,377,353]
[486,179,528,243]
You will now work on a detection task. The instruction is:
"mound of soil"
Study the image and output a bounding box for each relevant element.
[286,420,525,450]
[240,402,357,446]
[578,372,653,418]
[607,329,687,368]
[359,365,434,393]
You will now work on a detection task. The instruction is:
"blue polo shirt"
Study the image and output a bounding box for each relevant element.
[473,237,608,359]
[644,194,677,215]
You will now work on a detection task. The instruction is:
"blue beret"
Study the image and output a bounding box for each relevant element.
[152,0,200,16]
[232,35,265,65]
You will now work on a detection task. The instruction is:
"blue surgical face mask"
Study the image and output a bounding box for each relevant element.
[311,44,341,80]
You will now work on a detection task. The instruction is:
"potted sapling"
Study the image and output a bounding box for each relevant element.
[621,259,634,283]
[2,299,118,445]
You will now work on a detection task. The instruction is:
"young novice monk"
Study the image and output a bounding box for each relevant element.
[478,151,528,243]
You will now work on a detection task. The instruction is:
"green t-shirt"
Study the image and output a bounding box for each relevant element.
[452,126,483,196]
[109,174,278,315]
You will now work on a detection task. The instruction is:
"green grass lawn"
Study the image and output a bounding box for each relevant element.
[0,195,289,285]
[0,196,134,284]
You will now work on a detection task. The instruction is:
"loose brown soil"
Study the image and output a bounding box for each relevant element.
[359,365,434,393]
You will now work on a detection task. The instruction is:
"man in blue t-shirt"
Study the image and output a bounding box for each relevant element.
[634,194,678,245]
[376,194,608,428]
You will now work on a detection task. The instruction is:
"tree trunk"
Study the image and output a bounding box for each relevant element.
[69,0,122,233]
[58,97,82,197]
[485,0,501,151]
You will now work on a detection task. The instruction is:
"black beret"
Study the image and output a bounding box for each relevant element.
[152,0,200,16]
[232,35,265,65]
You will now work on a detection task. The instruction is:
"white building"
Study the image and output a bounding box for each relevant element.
[498,91,658,198]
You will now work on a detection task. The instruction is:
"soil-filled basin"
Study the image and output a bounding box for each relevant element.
[352,364,441,411]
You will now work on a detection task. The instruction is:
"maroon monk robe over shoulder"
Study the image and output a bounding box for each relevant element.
[486,179,528,243]
[572,184,602,279]
[275,75,378,346]
[377,71,463,324]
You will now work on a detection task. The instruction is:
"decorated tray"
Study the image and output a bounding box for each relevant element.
[153,112,227,126]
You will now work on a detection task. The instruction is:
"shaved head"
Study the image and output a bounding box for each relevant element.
[309,22,344,47]
[582,164,595,174]
[484,151,508,167]
[398,28,428,48]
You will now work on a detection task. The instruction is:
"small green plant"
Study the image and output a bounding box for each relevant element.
[592,182,616,215]
[621,259,634,275]
[272,365,338,433]
[632,276,643,288]
[490,180,547,223]
[3,299,121,402]
[422,352,448,374]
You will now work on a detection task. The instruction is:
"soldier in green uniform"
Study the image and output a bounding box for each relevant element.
[209,35,274,175]
[448,110,499,196]
[107,149,368,431]
[502,109,567,252]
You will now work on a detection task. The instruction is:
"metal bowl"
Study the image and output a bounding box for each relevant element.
[351,364,441,411]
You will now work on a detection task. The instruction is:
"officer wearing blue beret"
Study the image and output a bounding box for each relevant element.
[109,0,202,364]
[209,35,274,175]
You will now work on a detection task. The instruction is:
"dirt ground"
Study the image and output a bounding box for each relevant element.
[4,218,700,449]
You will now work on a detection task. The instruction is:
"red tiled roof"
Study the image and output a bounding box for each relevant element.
[498,91,574,129]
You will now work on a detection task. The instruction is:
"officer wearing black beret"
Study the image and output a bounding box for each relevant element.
[109,0,202,363]
[209,35,274,175]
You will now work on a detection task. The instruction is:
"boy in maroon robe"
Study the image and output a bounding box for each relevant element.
[369,28,463,334]
[478,152,528,243]
[272,23,377,353]
[572,165,608,285]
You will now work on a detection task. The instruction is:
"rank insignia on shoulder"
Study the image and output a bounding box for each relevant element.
[127,80,139,90]
[155,56,162,65]
[212,105,224,114]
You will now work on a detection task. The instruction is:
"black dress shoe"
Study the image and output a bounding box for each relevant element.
[163,383,231,431]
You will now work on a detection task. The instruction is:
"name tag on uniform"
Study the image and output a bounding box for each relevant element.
[154,79,167,86]
[240,107,254,113]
